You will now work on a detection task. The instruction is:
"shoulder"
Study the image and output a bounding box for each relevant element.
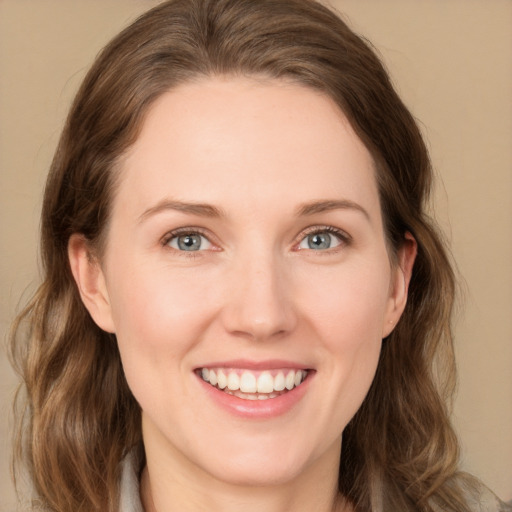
[467,489,512,512]
[466,487,512,512]
[428,474,512,512]
[458,476,512,512]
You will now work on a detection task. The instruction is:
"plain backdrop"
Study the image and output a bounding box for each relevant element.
[1,1,511,510]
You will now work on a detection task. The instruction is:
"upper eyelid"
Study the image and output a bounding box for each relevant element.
[161,227,214,246]
[292,226,352,253]
[298,225,351,241]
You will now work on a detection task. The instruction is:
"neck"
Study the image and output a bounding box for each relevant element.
[141,468,349,512]
[140,425,350,512]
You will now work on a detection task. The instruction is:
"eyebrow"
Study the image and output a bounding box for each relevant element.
[138,198,370,223]
[138,199,225,223]
[296,199,370,220]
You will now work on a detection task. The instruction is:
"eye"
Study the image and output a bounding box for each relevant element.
[297,228,346,251]
[166,232,212,251]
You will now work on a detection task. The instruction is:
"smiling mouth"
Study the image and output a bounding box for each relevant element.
[197,368,309,400]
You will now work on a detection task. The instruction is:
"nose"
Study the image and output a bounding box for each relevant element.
[221,251,297,342]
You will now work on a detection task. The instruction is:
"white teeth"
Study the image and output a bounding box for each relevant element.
[217,369,227,389]
[257,372,274,393]
[240,371,257,393]
[274,372,285,391]
[200,367,308,397]
[227,372,240,391]
[233,390,257,400]
[285,370,295,390]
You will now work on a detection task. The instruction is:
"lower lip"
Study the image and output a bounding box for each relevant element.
[196,373,313,419]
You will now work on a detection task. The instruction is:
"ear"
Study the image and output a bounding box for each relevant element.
[68,234,116,333]
[382,232,417,338]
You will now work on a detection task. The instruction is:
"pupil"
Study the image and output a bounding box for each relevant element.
[178,234,201,251]
[308,233,330,250]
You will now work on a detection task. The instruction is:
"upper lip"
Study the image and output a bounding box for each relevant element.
[195,359,312,371]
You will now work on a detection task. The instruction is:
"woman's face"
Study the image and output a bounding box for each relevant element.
[72,77,413,487]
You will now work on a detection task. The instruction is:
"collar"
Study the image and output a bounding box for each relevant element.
[119,446,145,512]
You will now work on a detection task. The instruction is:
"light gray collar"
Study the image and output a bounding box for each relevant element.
[119,447,144,512]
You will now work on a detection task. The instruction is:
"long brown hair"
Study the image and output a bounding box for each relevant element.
[11,0,470,510]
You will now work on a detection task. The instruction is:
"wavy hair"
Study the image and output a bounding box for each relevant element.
[11,0,471,510]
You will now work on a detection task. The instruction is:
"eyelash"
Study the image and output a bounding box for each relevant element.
[297,226,352,250]
[160,225,351,256]
[161,227,214,258]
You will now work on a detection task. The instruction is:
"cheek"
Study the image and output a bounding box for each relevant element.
[300,259,392,345]
[299,260,389,413]
[105,262,225,422]
[106,262,221,372]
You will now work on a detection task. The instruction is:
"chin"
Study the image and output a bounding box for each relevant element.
[191,432,336,489]
[206,453,308,487]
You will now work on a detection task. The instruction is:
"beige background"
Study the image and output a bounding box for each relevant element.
[1,0,511,509]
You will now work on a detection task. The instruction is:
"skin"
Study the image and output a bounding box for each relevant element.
[69,77,416,512]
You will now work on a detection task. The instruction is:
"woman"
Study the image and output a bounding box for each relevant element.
[9,0,511,511]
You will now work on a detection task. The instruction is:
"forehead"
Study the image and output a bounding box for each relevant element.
[116,76,379,220]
